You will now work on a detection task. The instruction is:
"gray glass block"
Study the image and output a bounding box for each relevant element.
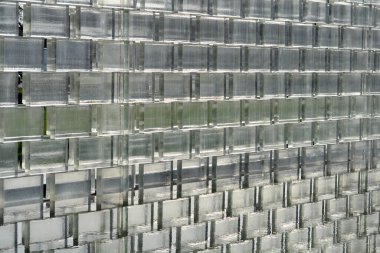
[372,96,380,117]
[139,162,172,203]
[339,172,360,196]
[228,126,256,154]
[25,217,68,251]
[144,0,172,11]
[312,223,334,248]
[162,131,190,160]
[56,39,91,71]
[346,237,368,253]
[341,73,362,96]
[276,47,300,72]
[54,245,89,253]
[316,73,338,97]
[327,143,349,175]
[0,72,17,105]
[231,73,256,98]
[261,21,286,46]
[302,0,327,23]
[178,158,208,197]
[288,179,311,205]
[277,98,300,123]
[1,37,44,71]
[23,73,68,105]
[300,201,323,227]
[257,234,282,253]
[25,4,69,38]
[246,100,271,125]
[373,140,380,169]
[258,73,286,98]
[214,100,241,126]
[352,50,371,72]
[95,237,129,253]
[273,206,297,233]
[160,198,189,228]
[0,2,17,36]
[314,175,336,201]
[276,0,299,20]
[138,229,170,252]
[317,25,340,48]
[368,171,380,191]
[77,210,111,244]
[245,0,272,19]
[228,188,255,216]
[162,73,191,101]
[0,224,16,250]
[213,0,240,16]
[140,102,171,132]
[163,14,190,42]
[301,145,325,179]
[243,211,269,238]
[259,183,284,210]
[181,44,208,71]
[246,151,271,187]
[213,155,240,192]
[353,4,372,27]
[302,97,326,122]
[338,119,361,142]
[350,141,370,171]
[291,23,314,47]
[127,11,154,41]
[97,0,134,7]
[337,217,358,242]
[181,0,207,13]
[212,217,239,246]
[125,203,152,234]
[247,46,271,71]
[56,0,91,4]
[0,107,44,141]
[330,2,352,25]
[351,96,370,118]
[303,48,327,72]
[178,223,207,251]
[329,49,351,72]
[315,121,338,145]
[98,104,131,135]
[273,148,299,182]
[363,212,379,235]
[48,170,92,216]
[95,41,127,71]
[141,43,173,71]
[2,175,43,223]
[195,192,224,222]
[80,7,113,39]
[288,122,313,148]
[349,193,366,217]
[260,124,286,151]
[47,106,91,138]
[231,20,257,45]
[341,27,364,49]
[369,118,380,139]
[179,102,208,129]
[227,240,253,253]
[216,46,241,72]
[123,73,153,102]
[0,143,17,176]
[199,73,225,100]
[76,73,113,104]
[127,133,153,168]
[199,17,225,44]
[329,97,350,119]
[371,29,380,49]
[286,228,309,251]
[326,197,347,221]
[322,243,344,253]
[198,128,225,156]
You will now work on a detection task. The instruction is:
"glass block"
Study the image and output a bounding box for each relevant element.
[273,206,297,233]
[198,128,225,156]
[212,217,239,246]
[56,0,91,4]
[273,148,299,182]
[276,0,299,20]
[127,133,153,164]
[302,0,327,23]
[302,97,326,122]
[47,106,91,138]
[231,73,256,98]
[243,211,269,238]
[160,198,189,228]
[329,97,350,119]
[338,118,361,142]
[316,73,338,96]
[291,23,314,47]
[372,190,380,212]
[257,73,286,98]
[23,73,68,105]
[162,131,190,160]
[286,228,309,251]
[337,217,358,241]
[213,155,240,192]
[181,44,208,72]
[98,104,130,135]
[0,107,44,141]
[0,143,17,176]
[341,73,362,96]
[368,170,380,191]
[56,39,91,71]
[288,122,313,148]
[214,101,241,126]
[195,192,224,222]
[257,234,282,253]
[301,145,325,179]
[326,197,347,221]
[199,17,225,44]
[371,29,380,49]
[24,4,69,38]
[339,171,360,196]
[349,193,366,216]
[277,98,300,123]
[0,72,17,105]
[350,141,370,172]
[144,0,172,11]
[0,224,16,250]
[138,230,170,252]
[369,118,380,139]
[317,25,340,48]
[140,102,171,132]
[123,73,153,102]
[215,46,241,72]
[163,14,190,42]
[314,120,338,145]
[330,2,352,25]
[300,201,323,227]
[213,0,241,16]
[75,73,113,104]
[127,11,154,41]
[97,0,133,7]
[125,203,151,234]
[199,73,225,100]
[261,21,286,46]
[228,126,256,153]
[231,20,257,45]
[322,243,344,253]
[178,223,207,252]
[353,4,372,27]
[179,102,208,129]
[246,100,271,125]
[177,158,208,197]
[181,0,208,14]
[364,212,379,235]
[247,46,271,71]
[312,223,334,247]
[141,43,173,71]
[275,47,300,72]
[327,143,349,175]
[314,175,336,201]
[259,183,284,210]
[341,27,364,49]
[77,210,111,243]
[346,237,367,253]
[288,179,311,205]
[95,41,127,71]
[351,96,370,118]
[246,151,271,187]
[329,49,351,72]
[162,73,191,101]
[260,124,286,151]
[228,188,255,216]
[48,170,92,216]
[245,0,272,19]
[0,2,17,36]
[303,48,327,72]
[80,7,113,39]
[227,240,253,253]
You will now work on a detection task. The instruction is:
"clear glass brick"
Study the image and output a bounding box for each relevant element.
[0,72,17,105]
[0,3,17,36]
[80,7,113,39]
[195,192,224,222]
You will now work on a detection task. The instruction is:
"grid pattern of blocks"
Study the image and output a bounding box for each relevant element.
[1,0,380,252]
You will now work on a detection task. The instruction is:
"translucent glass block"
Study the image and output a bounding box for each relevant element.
[25,217,68,251]
[199,73,225,100]
[341,27,364,49]
[140,42,173,71]
[368,170,380,191]
[125,203,151,234]
[0,143,17,176]
[162,73,191,101]
[257,73,286,98]
[288,179,311,205]
[337,217,358,241]
[301,145,325,179]
[74,73,112,104]
[349,193,366,216]
[364,212,379,235]
[77,210,111,244]
[177,158,207,197]
[2,175,43,223]
[314,121,338,145]
[300,201,323,227]
[227,240,253,253]
[276,0,299,20]
[303,48,327,72]
[214,101,240,126]
[56,0,91,5]
[302,0,327,23]
[288,122,313,148]
[330,2,352,25]
[273,206,297,233]
[97,0,134,7]
[231,73,256,98]
[178,223,207,251]
[350,141,370,171]
[1,38,44,71]
[213,155,240,192]
[338,119,361,142]
[138,229,170,252]
[0,72,17,105]
[95,41,127,71]
[329,97,350,119]
[277,98,300,123]
[273,148,299,182]
[144,0,172,11]
[24,4,69,38]
[246,100,271,125]
[215,46,241,72]
[139,162,172,203]
[372,190,380,212]
[48,170,92,216]
[316,73,338,96]
[346,237,367,253]
[123,73,153,102]
[275,47,300,72]
[80,7,113,39]
[247,46,271,71]
[246,152,271,187]
[314,175,336,201]
[339,172,360,196]
[322,243,344,253]
[369,118,380,139]
[317,25,340,48]
[341,73,362,96]
[199,17,225,44]
[98,104,130,135]
[261,21,286,46]
[260,124,286,151]
[212,217,239,246]
[56,39,91,71]
[259,183,284,210]
[231,20,257,45]
[181,44,208,72]
[0,224,16,250]
[161,131,190,160]
[291,23,314,47]
[243,211,269,238]
[327,143,349,175]
[127,11,154,41]
[329,49,351,72]
[23,73,68,105]
[302,97,326,122]
[312,223,334,247]
[140,102,171,132]
[179,102,208,129]
[228,188,255,216]
[352,50,371,72]
[47,106,91,138]
[351,96,370,118]
[163,14,190,42]
[181,0,208,14]
[371,29,380,49]
[0,107,44,141]
[198,128,225,156]
[257,234,282,253]
[326,197,347,221]
[160,198,189,228]
[0,2,17,36]
[353,4,372,27]
[195,192,224,222]
[245,0,272,19]
[286,228,309,251]
[229,126,256,153]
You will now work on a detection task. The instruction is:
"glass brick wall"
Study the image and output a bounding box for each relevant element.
[0,0,380,252]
